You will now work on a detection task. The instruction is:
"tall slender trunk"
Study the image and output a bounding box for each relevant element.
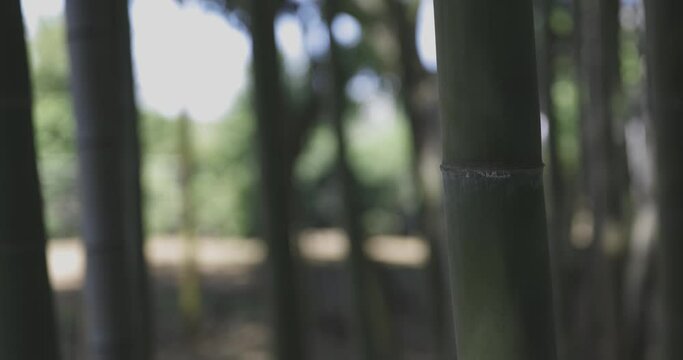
[120,3,153,358]
[433,0,557,359]
[385,1,454,358]
[178,113,202,335]
[0,2,60,359]
[623,7,657,360]
[66,1,150,358]
[533,0,568,358]
[324,2,382,359]
[574,1,624,359]
[535,1,565,227]
[643,1,683,359]
[250,1,304,359]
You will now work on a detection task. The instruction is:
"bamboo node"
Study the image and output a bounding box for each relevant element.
[440,164,543,179]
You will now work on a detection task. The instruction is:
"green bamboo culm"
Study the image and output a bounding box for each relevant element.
[643,1,683,359]
[250,0,304,359]
[432,0,557,359]
[0,2,61,359]
[66,0,152,359]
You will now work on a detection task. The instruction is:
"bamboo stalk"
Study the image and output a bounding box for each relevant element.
[433,0,557,358]
[573,1,625,358]
[178,114,202,335]
[643,1,683,359]
[120,3,153,358]
[533,0,569,358]
[0,5,61,359]
[66,1,150,358]
[324,1,381,358]
[384,1,454,358]
[250,1,304,359]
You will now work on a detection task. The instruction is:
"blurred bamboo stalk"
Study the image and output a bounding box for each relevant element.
[384,0,454,358]
[533,0,570,358]
[0,1,61,358]
[324,1,394,358]
[178,113,202,335]
[66,0,151,358]
[644,0,683,359]
[250,0,304,358]
[574,0,626,358]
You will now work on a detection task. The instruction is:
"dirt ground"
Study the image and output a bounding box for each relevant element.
[49,232,441,360]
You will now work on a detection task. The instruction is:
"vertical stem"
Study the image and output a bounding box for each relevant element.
[0,2,61,359]
[66,1,149,358]
[178,113,201,335]
[574,1,624,359]
[120,3,153,358]
[533,0,568,358]
[385,0,454,358]
[324,2,379,359]
[250,1,304,359]
[644,1,683,359]
[433,0,557,358]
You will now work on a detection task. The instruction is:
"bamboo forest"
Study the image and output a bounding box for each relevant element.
[2,0,682,359]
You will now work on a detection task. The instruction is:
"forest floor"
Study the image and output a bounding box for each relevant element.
[49,230,441,360]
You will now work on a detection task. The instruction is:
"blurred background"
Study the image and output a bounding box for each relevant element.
[18,0,656,359]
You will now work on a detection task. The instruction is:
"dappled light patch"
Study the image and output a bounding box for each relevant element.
[48,232,429,291]
[47,237,265,290]
[298,228,349,263]
[365,235,429,268]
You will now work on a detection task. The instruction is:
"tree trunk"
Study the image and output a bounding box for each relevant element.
[178,113,202,335]
[533,0,569,358]
[250,1,304,359]
[0,2,61,359]
[574,1,624,359]
[120,2,154,358]
[66,1,150,358]
[385,1,454,358]
[324,2,386,359]
[623,7,657,360]
[643,1,683,359]
[433,0,557,358]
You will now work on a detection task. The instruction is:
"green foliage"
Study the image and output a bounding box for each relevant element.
[620,31,642,91]
[192,100,257,236]
[552,55,580,174]
[37,155,80,237]
[348,109,413,235]
[26,5,438,240]
[29,18,260,239]
[609,29,643,124]
[140,100,257,237]
[547,26,644,179]
[30,19,79,238]
[140,112,182,235]
[294,99,414,235]
[348,116,411,187]
[293,122,339,228]
[549,6,574,38]
[31,20,70,95]
[295,122,337,183]
[141,111,181,154]
[35,96,75,155]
